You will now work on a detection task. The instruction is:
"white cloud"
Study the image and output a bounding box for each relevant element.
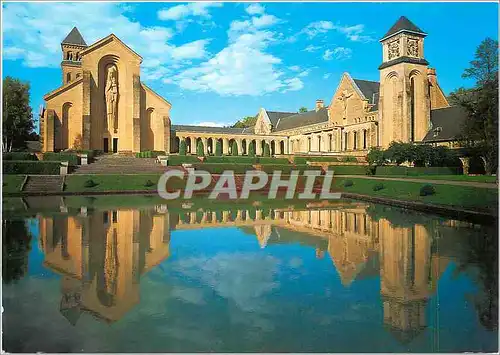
[193,121,230,127]
[323,73,331,79]
[282,78,304,92]
[303,44,322,52]
[299,20,373,42]
[157,2,222,21]
[245,3,265,15]
[323,47,352,61]
[288,65,301,71]
[252,14,279,28]
[2,2,211,75]
[297,69,311,77]
[303,21,334,38]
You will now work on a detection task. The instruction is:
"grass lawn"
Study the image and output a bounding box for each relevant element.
[3,175,25,193]
[334,177,498,213]
[64,174,167,192]
[374,175,497,183]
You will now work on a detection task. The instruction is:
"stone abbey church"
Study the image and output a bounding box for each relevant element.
[41,16,463,156]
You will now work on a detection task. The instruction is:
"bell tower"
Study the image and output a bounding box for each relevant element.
[61,27,87,85]
[378,16,431,148]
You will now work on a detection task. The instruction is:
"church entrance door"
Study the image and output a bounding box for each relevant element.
[103,138,109,153]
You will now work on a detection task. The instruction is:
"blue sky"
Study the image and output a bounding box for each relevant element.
[2,2,498,129]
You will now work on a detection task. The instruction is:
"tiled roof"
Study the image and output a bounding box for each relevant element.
[62,27,87,46]
[274,107,329,131]
[172,125,255,135]
[266,111,297,126]
[353,79,380,111]
[382,16,426,40]
[422,106,468,142]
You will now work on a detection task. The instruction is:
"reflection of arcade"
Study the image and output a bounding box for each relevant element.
[39,208,170,324]
[39,202,463,342]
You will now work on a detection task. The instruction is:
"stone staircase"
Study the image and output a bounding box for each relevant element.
[23,175,64,193]
[73,154,168,174]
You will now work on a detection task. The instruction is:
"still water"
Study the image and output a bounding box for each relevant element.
[2,196,498,353]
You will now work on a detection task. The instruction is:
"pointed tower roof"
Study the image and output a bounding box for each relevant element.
[62,27,87,47]
[381,16,426,41]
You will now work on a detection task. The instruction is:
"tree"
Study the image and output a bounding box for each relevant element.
[2,219,32,284]
[231,141,239,156]
[179,140,187,155]
[233,116,257,128]
[3,77,35,152]
[451,38,499,175]
[248,141,256,157]
[367,147,386,166]
[263,143,271,157]
[298,107,308,113]
[196,140,204,157]
[215,140,222,156]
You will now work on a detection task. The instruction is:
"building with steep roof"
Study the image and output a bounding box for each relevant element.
[40,17,464,155]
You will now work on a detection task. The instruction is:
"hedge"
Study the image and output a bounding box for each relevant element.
[207,156,257,164]
[328,165,367,175]
[294,156,340,164]
[168,155,201,166]
[43,152,79,166]
[259,164,323,174]
[258,157,290,164]
[135,150,165,158]
[3,152,38,161]
[4,161,61,175]
[375,166,461,176]
[66,149,103,162]
[192,163,254,174]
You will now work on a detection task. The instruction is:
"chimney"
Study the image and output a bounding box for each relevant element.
[315,99,324,111]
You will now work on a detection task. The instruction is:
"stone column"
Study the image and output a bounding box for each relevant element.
[190,137,197,155]
[237,139,243,155]
[44,109,55,152]
[82,70,91,150]
[223,138,229,155]
[202,137,208,155]
[163,116,171,153]
[246,140,251,156]
[133,74,141,152]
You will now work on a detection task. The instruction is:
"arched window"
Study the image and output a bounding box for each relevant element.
[66,72,71,83]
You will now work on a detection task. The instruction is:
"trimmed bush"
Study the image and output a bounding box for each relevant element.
[192,163,253,174]
[215,140,222,156]
[84,179,98,188]
[167,155,200,166]
[248,142,256,157]
[328,165,366,175]
[343,180,354,187]
[263,143,271,157]
[340,156,357,163]
[365,165,376,176]
[43,152,79,166]
[3,152,38,161]
[179,140,187,156]
[135,150,165,158]
[294,156,340,164]
[231,141,239,156]
[373,183,384,191]
[3,161,61,175]
[419,184,436,196]
[197,140,204,157]
[259,164,323,175]
[258,157,289,164]
[375,166,461,176]
[144,179,155,187]
[207,156,257,164]
[375,166,408,175]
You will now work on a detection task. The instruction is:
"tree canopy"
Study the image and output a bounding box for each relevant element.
[298,107,308,113]
[3,77,35,152]
[232,116,257,128]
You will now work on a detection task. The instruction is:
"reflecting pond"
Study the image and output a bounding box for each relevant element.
[2,196,498,352]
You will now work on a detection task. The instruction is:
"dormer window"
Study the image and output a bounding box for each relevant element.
[433,126,442,137]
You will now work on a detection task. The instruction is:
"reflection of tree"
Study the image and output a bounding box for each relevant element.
[2,219,32,283]
[457,226,498,331]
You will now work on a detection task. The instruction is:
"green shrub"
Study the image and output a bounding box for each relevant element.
[365,165,376,175]
[407,167,461,176]
[3,161,61,175]
[367,147,385,166]
[197,140,204,157]
[340,156,357,163]
[231,141,239,156]
[375,166,408,175]
[248,142,256,157]
[419,184,436,196]
[84,179,98,188]
[328,165,366,175]
[179,140,187,155]
[373,183,384,191]
[167,155,200,166]
[207,156,257,164]
[135,150,165,158]
[259,164,322,174]
[144,179,155,187]
[215,140,222,156]
[263,143,271,157]
[343,180,354,187]
[294,156,339,164]
[3,152,38,161]
[43,152,79,166]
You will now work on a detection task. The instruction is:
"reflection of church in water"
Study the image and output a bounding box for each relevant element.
[38,202,459,342]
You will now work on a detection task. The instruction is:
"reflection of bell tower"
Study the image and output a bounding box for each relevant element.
[61,27,87,85]
[254,225,273,248]
[379,221,433,343]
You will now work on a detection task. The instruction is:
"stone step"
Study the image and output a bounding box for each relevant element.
[23,176,63,192]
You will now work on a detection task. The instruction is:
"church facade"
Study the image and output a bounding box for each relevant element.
[41,16,463,156]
